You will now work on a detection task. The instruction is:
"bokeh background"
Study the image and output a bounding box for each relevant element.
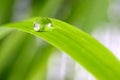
[0,0,120,80]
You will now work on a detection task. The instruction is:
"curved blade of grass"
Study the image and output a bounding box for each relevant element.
[0,31,30,79]
[1,17,120,79]
[6,34,36,80]
[25,44,53,80]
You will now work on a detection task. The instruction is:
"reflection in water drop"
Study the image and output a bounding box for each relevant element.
[33,17,53,32]
[33,21,41,31]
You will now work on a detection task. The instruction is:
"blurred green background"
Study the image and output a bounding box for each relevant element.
[0,0,120,80]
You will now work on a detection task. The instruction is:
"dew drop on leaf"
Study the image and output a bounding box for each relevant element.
[33,17,53,32]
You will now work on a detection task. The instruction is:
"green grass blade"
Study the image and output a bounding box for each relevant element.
[31,0,64,17]
[1,17,120,79]
[0,0,15,24]
[25,44,53,80]
[7,34,37,80]
[0,31,30,79]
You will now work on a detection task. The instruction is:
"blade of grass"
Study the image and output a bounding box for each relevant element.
[31,0,64,17]
[7,34,37,80]
[0,31,29,76]
[25,44,54,80]
[0,0,15,24]
[1,17,120,79]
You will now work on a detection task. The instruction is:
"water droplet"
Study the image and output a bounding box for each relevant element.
[33,17,53,32]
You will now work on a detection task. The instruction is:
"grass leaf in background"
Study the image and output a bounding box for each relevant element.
[66,0,109,33]
[0,31,30,79]
[0,0,15,24]
[0,28,13,40]
[31,0,64,17]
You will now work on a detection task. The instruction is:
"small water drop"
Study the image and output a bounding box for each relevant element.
[33,17,53,32]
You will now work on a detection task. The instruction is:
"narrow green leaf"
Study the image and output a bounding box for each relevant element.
[7,34,37,80]
[1,17,120,79]
[0,0,15,24]
[0,31,31,79]
[31,0,64,17]
[25,44,53,80]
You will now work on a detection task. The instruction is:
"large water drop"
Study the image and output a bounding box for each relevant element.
[33,17,53,32]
